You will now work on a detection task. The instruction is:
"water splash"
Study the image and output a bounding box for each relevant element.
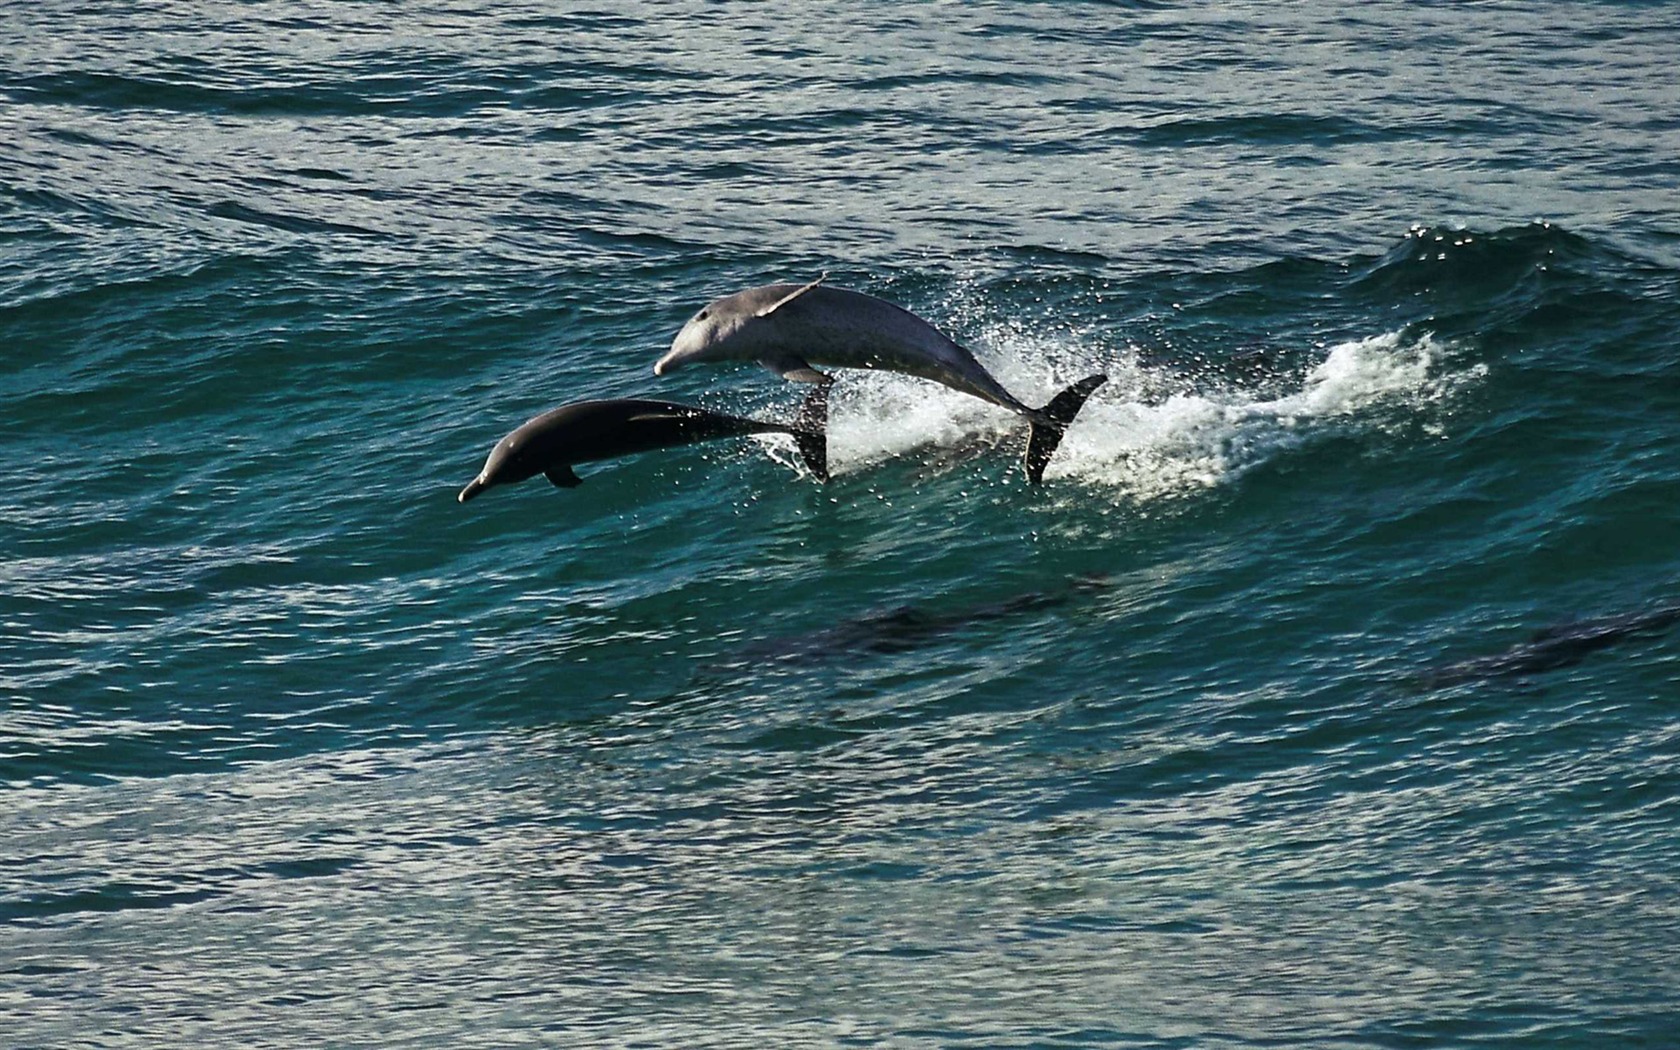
[792,329,1483,497]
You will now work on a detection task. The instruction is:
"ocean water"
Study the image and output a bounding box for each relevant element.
[4,2,1680,1046]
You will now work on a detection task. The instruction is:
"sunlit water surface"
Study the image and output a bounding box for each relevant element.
[4,2,1679,1046]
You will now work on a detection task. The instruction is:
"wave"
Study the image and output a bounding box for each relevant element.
[766,326,1483,502]
[1055,330,1481,494]
[1354,223,1600,290]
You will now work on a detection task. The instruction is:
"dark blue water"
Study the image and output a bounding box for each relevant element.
[4,3,1679,1046]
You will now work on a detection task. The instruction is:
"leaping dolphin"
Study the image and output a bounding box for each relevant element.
[458,390,828,502]
[654,279,1107,484]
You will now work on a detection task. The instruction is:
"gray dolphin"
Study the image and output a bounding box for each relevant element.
[654,279,1107,484]
[458,391,827,502]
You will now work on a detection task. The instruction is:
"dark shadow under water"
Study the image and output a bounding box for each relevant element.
[1421,602,1680,688]
[709,573,1114,672]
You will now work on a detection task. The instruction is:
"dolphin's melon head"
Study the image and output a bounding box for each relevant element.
[657,284,809,375]
[657,298,753,375]
[458,426,547,502]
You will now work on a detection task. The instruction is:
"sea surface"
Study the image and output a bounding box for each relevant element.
[4,2,1679,1047]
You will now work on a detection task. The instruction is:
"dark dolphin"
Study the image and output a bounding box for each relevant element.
[720,573,1112,666]
[458,390,827,502]
[1422,602,1680,687]
[655,279,1107,484]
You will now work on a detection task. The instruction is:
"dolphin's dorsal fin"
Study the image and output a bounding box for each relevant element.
[625,408,702,424]
[756,273,827,317]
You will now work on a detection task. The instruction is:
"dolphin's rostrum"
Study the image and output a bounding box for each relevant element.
[655,279,1107,484]
[458,391,827,502]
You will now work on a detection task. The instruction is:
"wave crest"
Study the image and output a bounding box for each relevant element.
[811,328,1483,501]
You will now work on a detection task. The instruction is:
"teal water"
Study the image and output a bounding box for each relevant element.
[4,3,1680,1046]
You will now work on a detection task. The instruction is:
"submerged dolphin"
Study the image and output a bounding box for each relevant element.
[727,573,1113,666]
[654,279,1108,484]
[457,390,827,502]
[1421,602,1680,687]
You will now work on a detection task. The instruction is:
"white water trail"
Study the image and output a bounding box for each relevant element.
[797,330,1483,499]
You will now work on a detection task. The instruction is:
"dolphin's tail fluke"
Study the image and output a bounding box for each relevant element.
[791,381,830,482]
[1024,374,1107,485]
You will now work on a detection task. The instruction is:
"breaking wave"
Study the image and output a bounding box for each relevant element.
[794,328,1484,501]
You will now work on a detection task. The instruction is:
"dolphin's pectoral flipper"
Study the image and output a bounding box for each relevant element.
[1023,373,1108,485]
[545,465,583,488]
[791,382,830,482]
[762,354,831,384]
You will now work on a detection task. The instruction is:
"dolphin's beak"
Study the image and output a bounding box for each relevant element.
[458,477,487,503]
[653,349,678,376]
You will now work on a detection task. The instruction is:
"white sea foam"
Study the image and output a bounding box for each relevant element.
[800,330,1483,499]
